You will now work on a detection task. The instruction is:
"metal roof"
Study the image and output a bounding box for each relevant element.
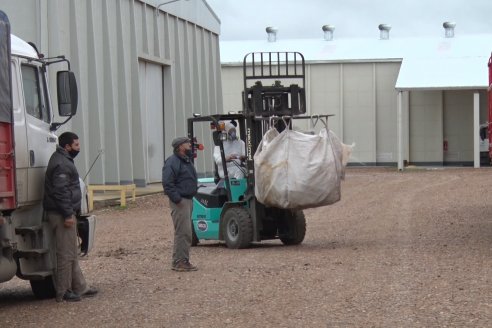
[396,57,488,91]
[145,0,220,35]
[220,34,492,90]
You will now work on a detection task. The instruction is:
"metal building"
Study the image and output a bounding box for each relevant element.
[0,0,221,185]
[220,24,492,170]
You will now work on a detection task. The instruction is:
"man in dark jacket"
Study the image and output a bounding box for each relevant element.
[162,137,198,272]
[44,132,97,302]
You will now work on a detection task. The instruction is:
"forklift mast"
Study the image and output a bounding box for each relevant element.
[243,52,306,117]
[242,51,306,158]
[242,52,307,199]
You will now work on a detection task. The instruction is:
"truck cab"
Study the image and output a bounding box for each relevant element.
[10,34,58,206]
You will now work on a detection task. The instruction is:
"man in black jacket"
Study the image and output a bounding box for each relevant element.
[162,137,198,272]
[44,132,97,302]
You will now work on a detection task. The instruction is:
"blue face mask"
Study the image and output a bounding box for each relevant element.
[229,132,236,140]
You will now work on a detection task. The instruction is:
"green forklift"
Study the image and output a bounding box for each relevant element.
[188,52,332,248]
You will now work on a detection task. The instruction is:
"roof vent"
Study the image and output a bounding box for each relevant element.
[322,25,335,41]
[443,21,456,38]
[378,24,391,40]
[266,26,278,42]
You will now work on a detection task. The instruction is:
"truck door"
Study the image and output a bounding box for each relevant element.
[0,14,15,211]
[11,59,28,205]
[19,62,57,203]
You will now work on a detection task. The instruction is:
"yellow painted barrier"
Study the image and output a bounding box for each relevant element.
[87,184,136,211]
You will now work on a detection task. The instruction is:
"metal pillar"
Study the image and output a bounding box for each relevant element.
[473,92,480,168]
[397,91,403,171]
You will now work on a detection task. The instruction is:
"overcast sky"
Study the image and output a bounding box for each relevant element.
[206,0,492,41]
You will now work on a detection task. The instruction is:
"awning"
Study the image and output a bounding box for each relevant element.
[395,56,489,91]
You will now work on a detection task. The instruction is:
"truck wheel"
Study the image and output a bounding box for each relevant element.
[222,207,253,249]
[30,276,56,299]
[280,210,306,245]
[28,221,57,299]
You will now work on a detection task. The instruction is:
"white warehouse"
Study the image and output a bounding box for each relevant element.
[0,0,222,186]
[220,24,492,170]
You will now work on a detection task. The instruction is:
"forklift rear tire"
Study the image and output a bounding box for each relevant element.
[222,207,253,249]
[191,224,199,247]
[280,210,306,245]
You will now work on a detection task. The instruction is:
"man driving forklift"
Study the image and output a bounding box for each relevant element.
[213,121,246,180]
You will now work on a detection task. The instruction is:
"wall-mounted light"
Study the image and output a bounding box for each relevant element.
[155,0,189,16]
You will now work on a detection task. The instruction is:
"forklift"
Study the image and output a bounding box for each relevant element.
[188,52,333,248]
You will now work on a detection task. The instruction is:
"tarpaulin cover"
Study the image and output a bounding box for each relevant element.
[0,11,12,123]
[254,127,346,210]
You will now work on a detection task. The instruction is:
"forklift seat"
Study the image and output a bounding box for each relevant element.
[195,184,228,208]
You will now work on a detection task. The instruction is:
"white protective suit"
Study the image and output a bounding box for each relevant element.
[213,122,246,179]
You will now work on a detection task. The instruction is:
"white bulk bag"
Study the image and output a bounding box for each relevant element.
[254,127,344,209]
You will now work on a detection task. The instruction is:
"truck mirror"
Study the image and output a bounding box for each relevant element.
[57,71,78,116]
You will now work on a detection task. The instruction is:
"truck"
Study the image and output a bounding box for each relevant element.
[0,11,95,299]
[488,53,492,162]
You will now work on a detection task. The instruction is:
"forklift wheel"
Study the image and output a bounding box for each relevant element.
[30,276,56,299]
[191,224,199,247]
[222,207,253,249]
[279,210,306,245]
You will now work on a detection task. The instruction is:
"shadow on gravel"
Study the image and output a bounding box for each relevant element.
[194,240,382,251]
[0,287,40,308]
[194,242,285,249]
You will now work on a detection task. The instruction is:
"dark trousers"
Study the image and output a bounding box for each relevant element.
[169,198,193,264]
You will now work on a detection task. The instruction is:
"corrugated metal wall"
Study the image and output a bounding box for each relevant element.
[221,62,488,166]
[409,91,444,164]
[1,0,222,185]
[221,61,401,165]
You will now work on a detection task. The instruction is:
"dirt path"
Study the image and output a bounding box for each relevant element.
[1,168,491,327]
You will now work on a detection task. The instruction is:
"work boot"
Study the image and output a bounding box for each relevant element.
[56,290,81,303]
[81,286,98,298]
[172,259,198,272]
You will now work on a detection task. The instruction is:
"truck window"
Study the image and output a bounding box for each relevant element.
[21,65,50,123]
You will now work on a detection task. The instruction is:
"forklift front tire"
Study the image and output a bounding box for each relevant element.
[222,207,253,249]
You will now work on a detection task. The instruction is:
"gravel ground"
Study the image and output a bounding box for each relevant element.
[0,167,491,328]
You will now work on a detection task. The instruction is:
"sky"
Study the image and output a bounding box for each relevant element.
[206,0,492,41]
